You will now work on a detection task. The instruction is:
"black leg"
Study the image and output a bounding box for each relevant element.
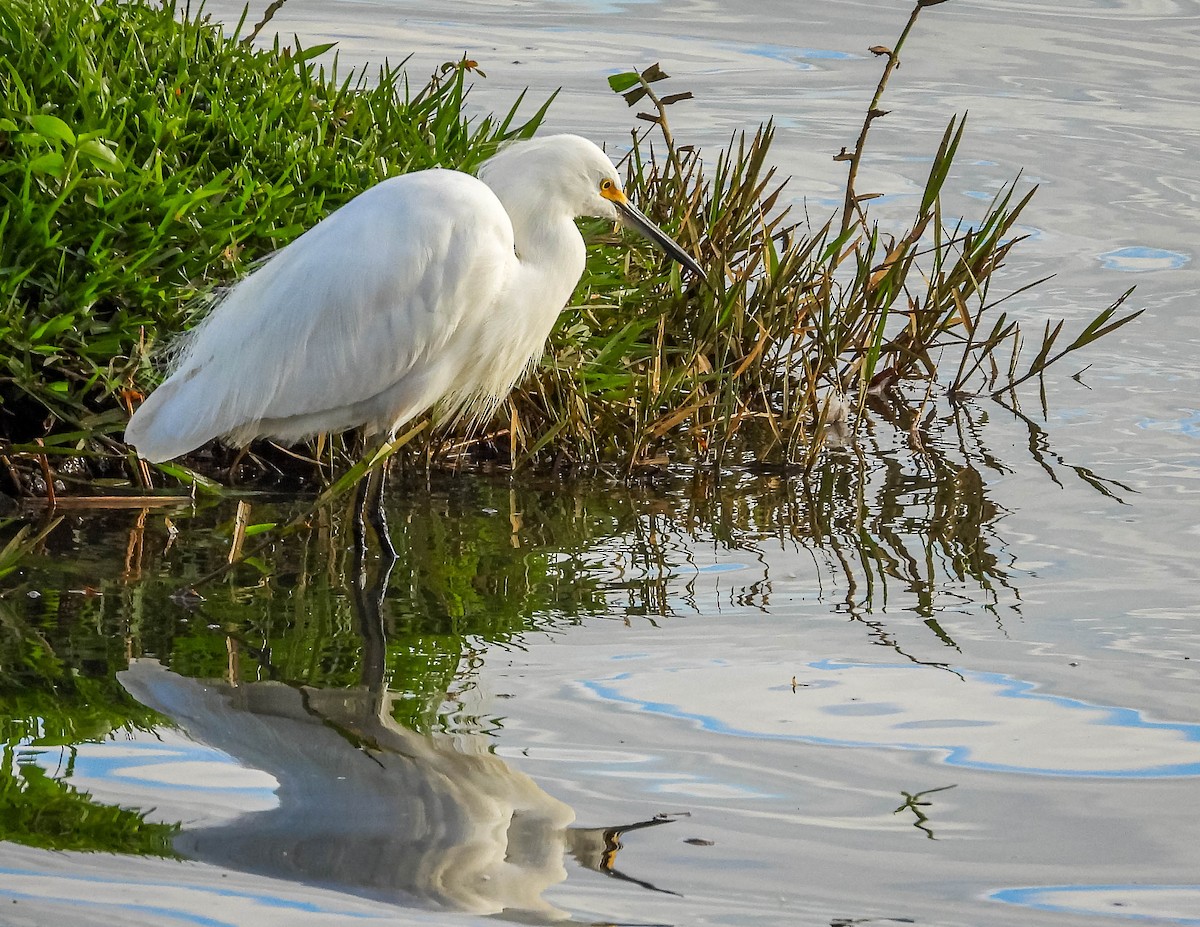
[352,465,371,590]
[364,461,398,567]
[353,462,398,566]
[351,464,396,693]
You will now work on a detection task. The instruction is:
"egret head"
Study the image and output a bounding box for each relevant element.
[479,134,705,280]
[594,171,706,280]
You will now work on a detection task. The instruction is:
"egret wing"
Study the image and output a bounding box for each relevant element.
[126,171,515,461]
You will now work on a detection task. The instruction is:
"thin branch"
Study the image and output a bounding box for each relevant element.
[839,2,933,233]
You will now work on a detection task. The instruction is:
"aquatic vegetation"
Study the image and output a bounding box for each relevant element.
[0,0,1138,498]
[517,8,1140,471]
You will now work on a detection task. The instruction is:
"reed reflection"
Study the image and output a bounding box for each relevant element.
[0,399,1121,898]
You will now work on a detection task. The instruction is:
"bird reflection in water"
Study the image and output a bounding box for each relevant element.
[119,517,677,919]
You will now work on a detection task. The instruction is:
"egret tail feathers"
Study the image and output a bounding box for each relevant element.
[124,370,223,463]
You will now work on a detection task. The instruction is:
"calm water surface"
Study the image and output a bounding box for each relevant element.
[3,1,1199,925]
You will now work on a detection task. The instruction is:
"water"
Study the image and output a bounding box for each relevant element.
[3,1,1200,924]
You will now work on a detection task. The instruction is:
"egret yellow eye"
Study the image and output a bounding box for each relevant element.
[598,177,623,203]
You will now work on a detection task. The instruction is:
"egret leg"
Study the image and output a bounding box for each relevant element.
[350,500,391,693]
[353,461,398,567]
[351,464,396,694]
[367,461,398,566]
[352,473,370,572]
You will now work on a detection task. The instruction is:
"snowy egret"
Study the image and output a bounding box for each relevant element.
[124,134,704,467]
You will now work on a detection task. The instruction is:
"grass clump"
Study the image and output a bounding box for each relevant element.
[511,3,1140,471]
[0,0,546,485]
[0,0,1139,497]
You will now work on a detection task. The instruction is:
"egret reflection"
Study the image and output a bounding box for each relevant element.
[107,520,678,918]
[119,661,602,917]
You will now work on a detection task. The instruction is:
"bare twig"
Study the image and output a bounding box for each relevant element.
[839,2,937,233]
[242,0,290,45]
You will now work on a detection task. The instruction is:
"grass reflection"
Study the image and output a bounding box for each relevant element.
[2,405,1044,726]
[0,405,1110,875]
[0,600,177,854]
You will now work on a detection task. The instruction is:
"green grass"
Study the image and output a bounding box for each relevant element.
[0,0,1139,496]
[0,0,546,483]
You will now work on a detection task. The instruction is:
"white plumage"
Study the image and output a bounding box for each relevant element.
[125,134,703,463]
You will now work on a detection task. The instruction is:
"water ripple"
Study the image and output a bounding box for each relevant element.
[582,659,1200,778]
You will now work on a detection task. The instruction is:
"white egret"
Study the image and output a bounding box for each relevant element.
[125,134,703,466]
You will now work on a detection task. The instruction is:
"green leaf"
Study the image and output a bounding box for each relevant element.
[77,138,124,173]
[28,151,65,177]
[26,113,76,145]
[919,114,967,215]
[151,461,224,492]
[293,41,337,63]
[30,313,77,342]
[607,71,641,93]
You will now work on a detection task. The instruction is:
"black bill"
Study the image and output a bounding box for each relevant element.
[615,199,706,281]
